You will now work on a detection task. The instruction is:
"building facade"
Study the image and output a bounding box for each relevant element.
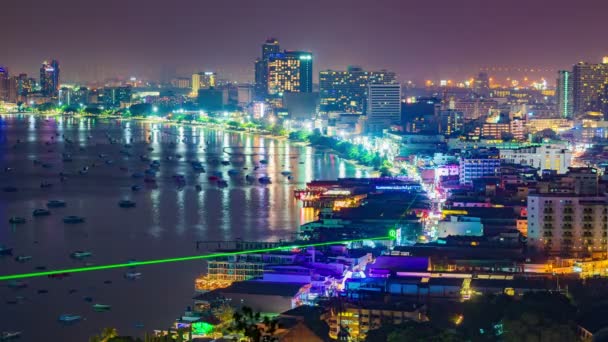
[556,70,573,118]
[572,61,608,115]
[40,60,60,98]
[499,144,572,174]
[366,84,401,133]
[459,154,501,185]
[267,51,313,95]
[319,66,396,114]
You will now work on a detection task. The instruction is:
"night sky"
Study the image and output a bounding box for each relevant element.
[2,0,607,84]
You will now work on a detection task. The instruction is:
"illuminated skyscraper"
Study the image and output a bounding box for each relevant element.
[191,72,216,97]
[40,60,60,97]
[572,60,608,115]
[0,66,8,100]
[254,38,280,101]
[319,66,396,114]
[556,70,573,118]
[267,51,312,95]
[366,83,401,133]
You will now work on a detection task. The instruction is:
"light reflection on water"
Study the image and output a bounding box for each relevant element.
[0,114,370,341]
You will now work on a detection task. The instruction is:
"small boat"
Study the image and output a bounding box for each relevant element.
[195,184,202,191]
[217,180,228,188]
[2,186,18,193]
[131,172,144,178]
[83,297,93,303]
[8,217,26,224]
[93,304,112,312]
[260,159,268,164]
[118,200,136,208]
[299,161,305,164]
[258,176,272,184]
[281,171,292,176]
[0,246,13,256]
[287,176,293,180]
[58,314,81,323]
[70,251,92,259]
[47,200,66,208]
[105,160,114,165]
[173,174,186,182]
[68,289,78,294]
[63,216,85,224]
[63,157,73,162]
[140,155,150,162]
[98,153,107,159]
[1,331,22,340]
[7,281,26,289]
[48,273,70,279]
[131,185,142,191]
[124,271,142,280]
[40,182,53,188]
[208,175,220,181]
[143,177,156,183]
[41,163,53,169]
[33,209,51,217]
[227,169,240,176]
[14,255,32,262]
[221,160,230,166]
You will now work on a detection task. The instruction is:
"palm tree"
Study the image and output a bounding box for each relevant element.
[101,328,118,342]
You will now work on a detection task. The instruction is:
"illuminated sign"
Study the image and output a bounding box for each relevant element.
[299,55,312,60]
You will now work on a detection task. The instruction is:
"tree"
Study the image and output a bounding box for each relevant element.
[230,306,279,342]
[212,303,235,332]
[90,328,119,342]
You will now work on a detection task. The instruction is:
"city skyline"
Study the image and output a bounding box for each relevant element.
[2,0,608,84]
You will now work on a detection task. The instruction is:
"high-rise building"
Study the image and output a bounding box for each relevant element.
[0,66,9,100]
[459,150,501,185]
[556,70,573,118]
[40,60,60,97]
[267,51,312,95]
[254,38,280,101]
[237,84,254,107]
[366,83,401,133]
[103,86,132,108]
[171,77,191,89]
[473,72,490,98]
[319,66,396,114]
[572,60,608,115]
[16,74,31,98]
[527,168,607,257]
[191,72,216,97]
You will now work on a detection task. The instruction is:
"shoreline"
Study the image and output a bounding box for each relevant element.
[1,111,377,175]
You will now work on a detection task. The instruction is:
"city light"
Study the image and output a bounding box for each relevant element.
[0,235,393,281]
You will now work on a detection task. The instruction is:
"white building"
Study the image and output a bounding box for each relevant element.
[437,216,483,238]
[366,83,401,133]
[237,84,253,107]
[500,144,572,174]
[527,194,608,257]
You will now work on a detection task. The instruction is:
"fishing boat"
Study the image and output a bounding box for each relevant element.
[93,304,112,312]
[7,281,26,289]
[47,200,66,208]
[131,185,142,191]
[48,273,70,279]
[0,245,13,255]
[33,209,51,217]
[227,169,240,176]
[131,172,144,178]
[70,251,92,259]
[14,255,32,262]
[58,314,81,323]
[281,171,292,176]
[40,181,53,188]
[258,176,272,184]
[217,180,228,188]
[8,217,26,224]
[63,216,85,224]
[1,331,22,340]
[124,271,142,280]
[118,200,136,208]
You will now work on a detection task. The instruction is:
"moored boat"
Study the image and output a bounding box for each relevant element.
[14,255,32,262]
[63,216,85,224]
[70,251,92,259]
[32,209,51,217]
[58,314,81,323]
[8,217,26,224]
[118,200,136,208]
[93,304,112,312]
[47,200,66,208]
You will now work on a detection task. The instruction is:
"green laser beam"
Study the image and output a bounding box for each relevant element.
[0,235,393,281]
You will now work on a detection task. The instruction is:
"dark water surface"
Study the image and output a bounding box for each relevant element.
[0,114,369,341]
